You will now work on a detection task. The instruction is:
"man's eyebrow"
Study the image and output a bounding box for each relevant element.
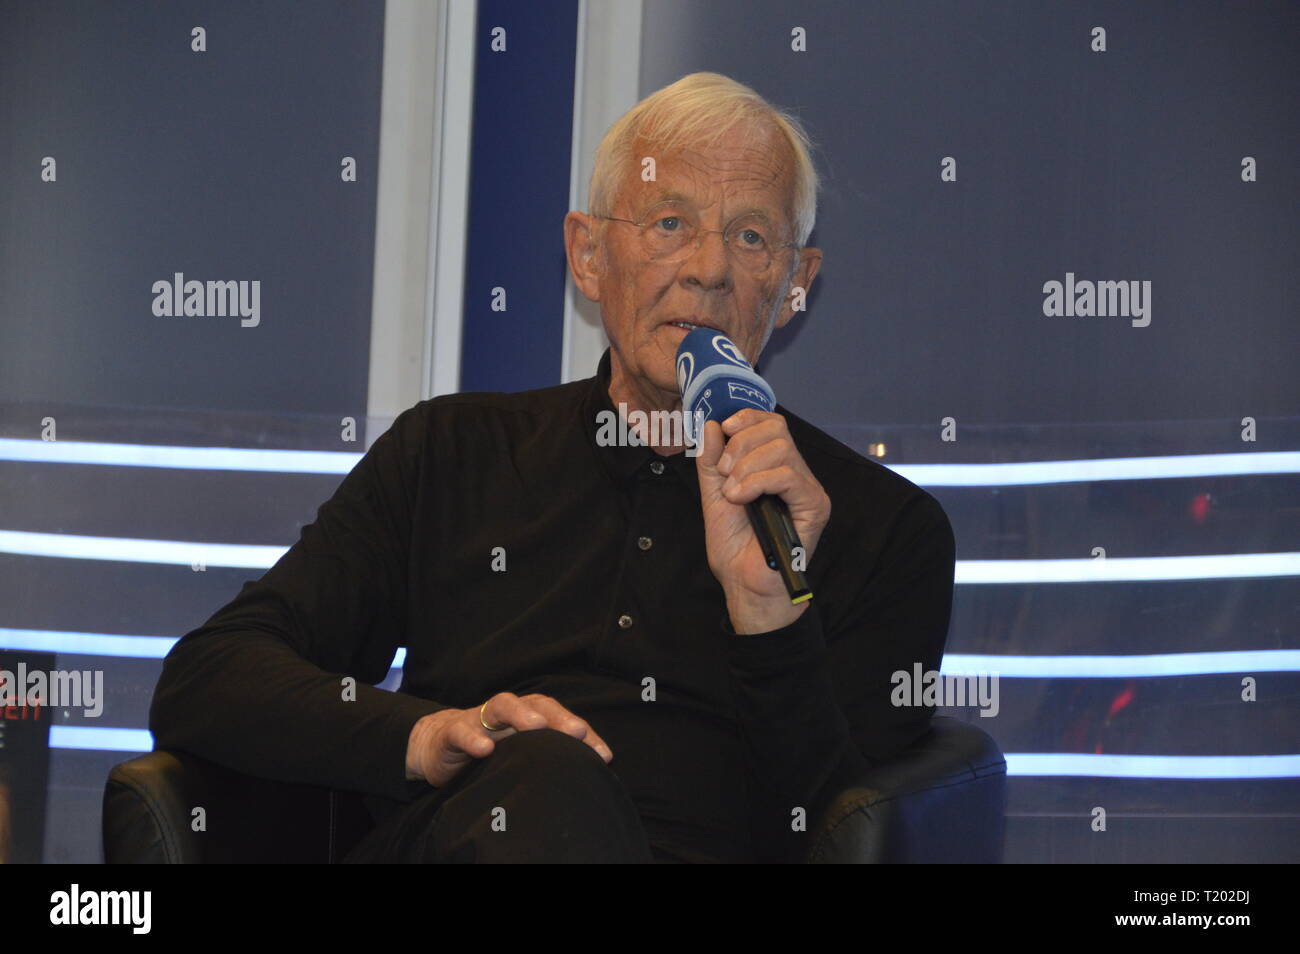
[637,190,690,213]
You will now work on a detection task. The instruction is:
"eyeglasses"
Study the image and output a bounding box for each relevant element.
[593,201,799,273]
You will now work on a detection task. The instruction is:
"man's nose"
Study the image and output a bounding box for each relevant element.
[678,228,732,289]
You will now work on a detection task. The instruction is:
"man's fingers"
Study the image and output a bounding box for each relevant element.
[720,437,800,487]
[720,407,768,436]
[485,692,547,733]
[723,464,799,505]
[523,695,587,737]
[469,693,613,764]
[445,716,499,758]
[715,415,787,475]
[422,694,612,789]
[524,695,613,763]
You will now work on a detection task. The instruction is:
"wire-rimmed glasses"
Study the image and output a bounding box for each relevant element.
[594,200,799,273]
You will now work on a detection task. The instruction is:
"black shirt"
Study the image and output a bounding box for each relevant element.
[149,348,956,862]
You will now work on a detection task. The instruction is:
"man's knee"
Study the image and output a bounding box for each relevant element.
[435,728,650,862]
[345,728,648,862]
[476,728,638,824]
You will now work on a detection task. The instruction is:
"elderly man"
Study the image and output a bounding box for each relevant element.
[150,72,955,863]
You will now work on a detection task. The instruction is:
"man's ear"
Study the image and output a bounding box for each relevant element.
[564,211,603,303]
[774,246,822,330]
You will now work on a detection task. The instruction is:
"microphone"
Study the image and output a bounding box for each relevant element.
[676,327,812,605]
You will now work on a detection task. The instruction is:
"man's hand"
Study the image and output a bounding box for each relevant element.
[405,692,613,788]
[695,410,831,634]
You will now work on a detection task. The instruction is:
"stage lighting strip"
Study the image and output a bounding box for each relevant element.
[954,553,1300,583]
[2,438,1298,484]
[889,451,1300,486]
[0,438,359,473]
[2,529,1298,583]
[1002,754,1300,778]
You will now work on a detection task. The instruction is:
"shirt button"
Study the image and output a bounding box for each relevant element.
[617,614,634,630]
[650,460,665,475]
[637,536,653,551]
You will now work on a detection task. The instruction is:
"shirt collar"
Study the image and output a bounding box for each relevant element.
[581,348,699,486]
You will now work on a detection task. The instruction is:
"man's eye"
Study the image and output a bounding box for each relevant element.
[738,228,766,247]
[655,216,682,232]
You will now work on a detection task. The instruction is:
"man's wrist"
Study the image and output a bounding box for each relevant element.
[725,589,810,635]
[405,710,445,781]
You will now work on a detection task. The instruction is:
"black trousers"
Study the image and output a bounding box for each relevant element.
[344,728,676,863]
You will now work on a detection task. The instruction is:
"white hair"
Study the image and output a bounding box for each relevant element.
[588,72,819,249]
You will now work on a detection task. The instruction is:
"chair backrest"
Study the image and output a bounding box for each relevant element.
[806,716,1008,863]
[103,750,371,863]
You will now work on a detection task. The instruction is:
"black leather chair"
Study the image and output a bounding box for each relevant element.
[103,715,1006,863]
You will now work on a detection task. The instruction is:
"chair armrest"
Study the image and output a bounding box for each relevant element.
[103,749,353,863]
[805,716,1007,863]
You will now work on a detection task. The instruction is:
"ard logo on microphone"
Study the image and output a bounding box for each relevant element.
[711,335,749,368]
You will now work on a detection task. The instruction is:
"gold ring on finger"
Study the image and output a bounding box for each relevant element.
[479,700,508,732]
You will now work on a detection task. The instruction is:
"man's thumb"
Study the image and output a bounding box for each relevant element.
[695,420,725,481]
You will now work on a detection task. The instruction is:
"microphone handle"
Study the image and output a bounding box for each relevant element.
[744,494,813,604]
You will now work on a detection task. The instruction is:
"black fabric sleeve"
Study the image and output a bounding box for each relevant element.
[148,403,450,802]
[725,490,957,862]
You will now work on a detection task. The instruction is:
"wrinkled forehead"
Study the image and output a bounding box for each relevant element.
[617,126,796,224]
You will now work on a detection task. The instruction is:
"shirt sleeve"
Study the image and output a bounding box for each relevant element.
[724,490,957,862]
[148,402,451,802]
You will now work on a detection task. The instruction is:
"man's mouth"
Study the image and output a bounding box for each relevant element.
[667,320,720,333]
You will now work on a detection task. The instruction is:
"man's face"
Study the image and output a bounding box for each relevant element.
[566,122,822,413]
